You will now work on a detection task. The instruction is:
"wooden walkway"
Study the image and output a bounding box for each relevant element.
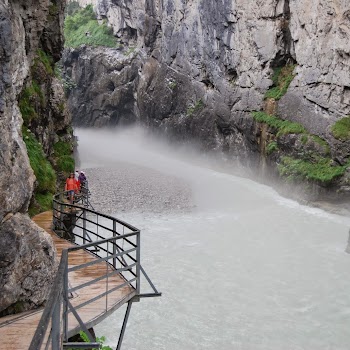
[0,211,136,349]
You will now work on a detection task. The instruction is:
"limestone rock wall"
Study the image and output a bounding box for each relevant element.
[0,0,69,315]
[0,1,36,218]
[65,0,350,202]
[96,0,349,130]
[63,46,141,127]
[284,0,350,123]
[0,214,56,315]
[279,0,350,161]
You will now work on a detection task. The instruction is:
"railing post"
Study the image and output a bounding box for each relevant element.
[51,295,61,350]
[63,252,69,342]
[52,200,57,231]
[85,184,89,207]
[136,231,141,295]
[83,210,87,245]
[60,202,64,230]
[106,240,109,312]
[113,220,117,268]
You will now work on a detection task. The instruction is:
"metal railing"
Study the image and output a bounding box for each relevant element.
[29,189,160,350]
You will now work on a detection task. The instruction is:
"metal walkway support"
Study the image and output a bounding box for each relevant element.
[117,301,133,350]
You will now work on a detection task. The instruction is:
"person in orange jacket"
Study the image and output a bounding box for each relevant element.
[65,172,78,204]
[75,177,81,194]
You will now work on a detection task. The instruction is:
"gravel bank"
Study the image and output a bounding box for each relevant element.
[82,162,194,215]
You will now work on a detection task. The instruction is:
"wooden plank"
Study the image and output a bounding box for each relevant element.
[0,210,136,349]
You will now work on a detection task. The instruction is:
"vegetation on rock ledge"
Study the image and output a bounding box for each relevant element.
[22,128,56,216]
[33,49,54,76]
[265,64,296,100]
[53,141,75,175]
[19,46,75,215]
[331,116,350,141]
[18,82,43,124]
[252,111,306,136]
[64,5,116,48]
[266,141,278,155]
[278,156,349,185]
[252,111,349,185]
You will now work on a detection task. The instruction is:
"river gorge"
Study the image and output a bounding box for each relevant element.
[77,127,350,349]
[1,0,350,348]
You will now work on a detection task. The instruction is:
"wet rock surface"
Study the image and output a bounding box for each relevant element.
[0,0,68,315]
[63,46,141,127]
[0,214,57,316]
[83,163,194,215]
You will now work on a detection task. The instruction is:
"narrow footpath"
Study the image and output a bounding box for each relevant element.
[0,211,135,349]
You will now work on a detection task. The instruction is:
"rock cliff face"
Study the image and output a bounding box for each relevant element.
[0,0,69,315]
[64,0,350,203]
[64,46,141,126]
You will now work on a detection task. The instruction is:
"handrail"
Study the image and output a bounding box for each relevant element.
[29,250,68,350]
[53,190,139,232]
[66,231,138,251]
[29,186,160,349]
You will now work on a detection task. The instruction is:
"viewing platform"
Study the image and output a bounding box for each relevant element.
[0,190,160,349]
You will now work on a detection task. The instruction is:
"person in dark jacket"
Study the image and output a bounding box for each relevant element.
[78,170,87,186]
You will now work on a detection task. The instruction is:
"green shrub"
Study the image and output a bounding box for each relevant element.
[64,5,116,48]
[278,156,348,184]
[29,193,53,217]
[19,98,36,125]
[56,156,75,173]
[265,64,296,100]
[299,134,330,155]
[76,331,112,350]
[35,193,53,210]
[252,111,306,136]
[266,141,278,155]
[53,141,71,156]
[301,134,308,144]
[331,116,350,141]
[22,128,56,215]
[22,128,56,193]
[311,135,331,155]
[34,49,54,75]
[53,141,75,174]
[19,82,44,124]
[65,5,95,31]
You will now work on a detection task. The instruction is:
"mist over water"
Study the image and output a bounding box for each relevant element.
[76,127,350,350]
